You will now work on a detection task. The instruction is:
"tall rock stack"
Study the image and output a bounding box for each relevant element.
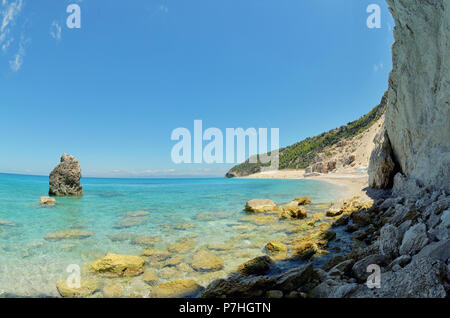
[369,0,450,192]
[49,153,84,196]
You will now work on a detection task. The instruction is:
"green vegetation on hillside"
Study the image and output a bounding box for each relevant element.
[226,93,387,177]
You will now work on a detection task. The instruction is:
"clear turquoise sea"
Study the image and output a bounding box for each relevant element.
[0,173,343,297]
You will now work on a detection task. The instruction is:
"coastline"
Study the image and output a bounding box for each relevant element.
[238,169,372,202]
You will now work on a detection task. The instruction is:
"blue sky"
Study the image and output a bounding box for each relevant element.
[0,0,394,177]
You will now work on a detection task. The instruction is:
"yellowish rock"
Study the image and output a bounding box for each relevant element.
[131,235,161,246]
[151,280,203,298]
[291,241,318,259]
[279,206,307,220]
[264,241,288,260]
[90,253,146,277]
[293,196,311,205]
[142,270,159,285]
[191,250,224,272]
[40,196,56,206]
[121,211,150,217]
[242,215,279,225]
[141,249,171,261]
[56,278,100,298]
[206,243,235,251]
[163,255,184,267]
[237,256,272,275]
[113,216,148,229]
[244,199,277,213]
[167,238,196,253]
[44,229,93,241]
[103,283,123,298]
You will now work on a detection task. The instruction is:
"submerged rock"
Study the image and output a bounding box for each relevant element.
[49,153,83,196]
[151,280,203,298]
[90,253,146,277]
[40,197,56,206]
[44,229,93,241]
[56,278,101,298]
[131,235,161,246]
[113,216,148,229]
[191,250,224,272]
[142,270,159,285]
[244,199,276,213]
[0,219,19,227]
[102,283,124,298]
[121,211,150,217]
[237,256,272,276]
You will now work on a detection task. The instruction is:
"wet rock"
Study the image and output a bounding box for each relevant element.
[56,278,100,298]
[202,263,313,298]
[44,229,93,241]
[266,290,283,298]
[173,222,196,230]
[107,233,136,242]
[399,223,429,256]
[121,211,150,217]
[191,250,224,272]
[103,284,123,298]
[291,241,318,259]
[0,219,19,227]
[163,255,184,267]
[293,196,311,205]
[237,256,272,276]
[151,280,203,298]
[279,206,307,220]
[167,238,196,253]
[264,241,287,255]
[131,235,161,246]
[351,210,370,227]
[142,270,159,285]
[90,253,146,277]
[40,197,56,206]
[326,208,343,217]
[113,216,148,229]
[49,153,83,196]
[206,243,235,251]
[141,249,171,261]
[244,199,276,213]
[242,215,279,225]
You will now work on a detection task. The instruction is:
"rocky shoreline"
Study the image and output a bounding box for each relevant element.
[202,175,450,298]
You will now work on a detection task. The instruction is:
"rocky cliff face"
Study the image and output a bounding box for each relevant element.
[49,153,84,196]
[376,0,450,191]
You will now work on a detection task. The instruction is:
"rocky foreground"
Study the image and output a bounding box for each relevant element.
[202,175,449,298]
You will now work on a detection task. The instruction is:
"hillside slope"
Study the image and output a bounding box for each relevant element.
[226,92,387,178]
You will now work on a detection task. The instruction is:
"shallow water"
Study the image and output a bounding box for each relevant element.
[0,173,343,297]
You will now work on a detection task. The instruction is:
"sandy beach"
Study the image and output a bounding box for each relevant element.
[239,169,371,202]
